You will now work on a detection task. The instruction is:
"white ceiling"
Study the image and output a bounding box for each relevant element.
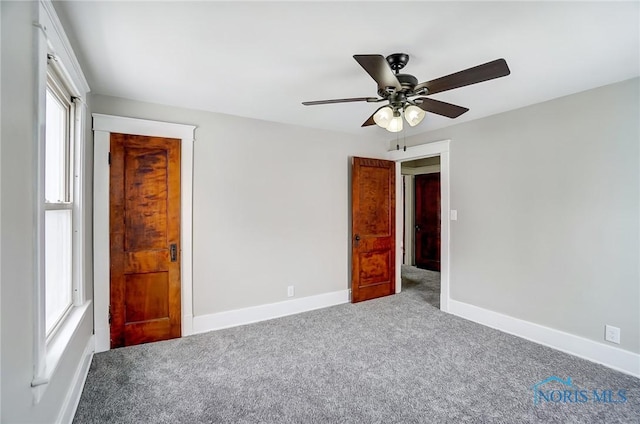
[54,1,640,142]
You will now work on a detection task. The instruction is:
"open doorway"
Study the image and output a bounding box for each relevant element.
[389,140,450,311]
[401,156,441,309]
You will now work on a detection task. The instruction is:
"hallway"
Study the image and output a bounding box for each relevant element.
[400,265,441,308]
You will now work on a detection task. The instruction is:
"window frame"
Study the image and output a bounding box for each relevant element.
[31,1,92,404]
[45,70,73,203]
[32,55,88,401]
[44,68,76,339]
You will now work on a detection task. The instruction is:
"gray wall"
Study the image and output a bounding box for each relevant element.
[401,78,640,353]
[1,2,94,422]
[91,94,389,316]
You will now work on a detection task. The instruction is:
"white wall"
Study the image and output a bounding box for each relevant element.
[90,94,389,316]
[399,78,640,354]
[1,2,94,422]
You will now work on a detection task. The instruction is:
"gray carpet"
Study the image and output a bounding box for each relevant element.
[74,285,640,423]
[401,265,441,308]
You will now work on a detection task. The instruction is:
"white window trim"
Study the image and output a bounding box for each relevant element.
[92,114,196,353]
[32,0,91,403]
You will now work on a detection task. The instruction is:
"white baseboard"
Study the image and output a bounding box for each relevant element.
[57,335,95,424]
[94,324,110,353]
[193,290,350,334]
[183,313,194,337]
[448,299,640,378]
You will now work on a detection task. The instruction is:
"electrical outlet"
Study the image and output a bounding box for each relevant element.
[605,325,620,344]
[287,285,295,297]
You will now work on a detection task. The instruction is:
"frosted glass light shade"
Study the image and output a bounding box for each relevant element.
[373,106,393,129]
[387,114,403,132]
[404,105,426,127]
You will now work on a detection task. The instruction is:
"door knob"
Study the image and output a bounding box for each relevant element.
[354,234,361,247]
[415,225,421,232]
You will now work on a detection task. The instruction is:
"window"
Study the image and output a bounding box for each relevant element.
[31,4,91,401]
[44,69,75,336]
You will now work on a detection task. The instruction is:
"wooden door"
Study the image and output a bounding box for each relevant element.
[414,173,441,271]
[351,157,395,303]
[110,133,181,348]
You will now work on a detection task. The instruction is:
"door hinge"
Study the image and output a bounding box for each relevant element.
[108,152,111,165]
[108,305,112,324]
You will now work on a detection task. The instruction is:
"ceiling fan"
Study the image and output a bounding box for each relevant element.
[302,53,510,132]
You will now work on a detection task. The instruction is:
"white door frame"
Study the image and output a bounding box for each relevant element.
[387,140,451,312]
[92,114,196,352]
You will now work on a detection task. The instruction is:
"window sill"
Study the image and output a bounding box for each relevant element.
[32,300,92,403]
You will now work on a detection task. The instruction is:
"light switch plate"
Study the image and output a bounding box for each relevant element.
[605,325,620,344]
[450,210,458,221]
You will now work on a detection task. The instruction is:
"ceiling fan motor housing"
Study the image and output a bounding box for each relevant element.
[377,73,418,98]
[385,54,418,92]
[396,73,418,90]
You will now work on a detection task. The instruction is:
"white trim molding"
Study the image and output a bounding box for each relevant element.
[57,335,94,424]
[40,1,90,96]
[449,299,640,377]
[92,114,197,352]
[387,140,451,312]
[193,290,350,334]
[401,164,441,176]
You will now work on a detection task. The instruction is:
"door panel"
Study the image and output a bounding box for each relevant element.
[110,133,181,348]
[351,157,395,303]
[124,148,169,250]
[414,173,441,271]
[124,272,170,322]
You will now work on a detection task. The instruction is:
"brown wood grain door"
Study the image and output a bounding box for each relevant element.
[110,133,181,348]
[414,172,441,271]
[351,157,396,303]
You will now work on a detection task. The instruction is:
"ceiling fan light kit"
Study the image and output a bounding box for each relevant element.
[387,111,403,133]
[302,53,511,132]
[372,104,425,131]
[373,106,393,128]
[404,105,426,127]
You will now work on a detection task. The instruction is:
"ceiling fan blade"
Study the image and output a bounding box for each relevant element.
[414,97,469,118]
[353,55,402,92]
[362,114,376,127]
[361,105,387,127]
[415,58,510,95]
[302,97,379,106]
